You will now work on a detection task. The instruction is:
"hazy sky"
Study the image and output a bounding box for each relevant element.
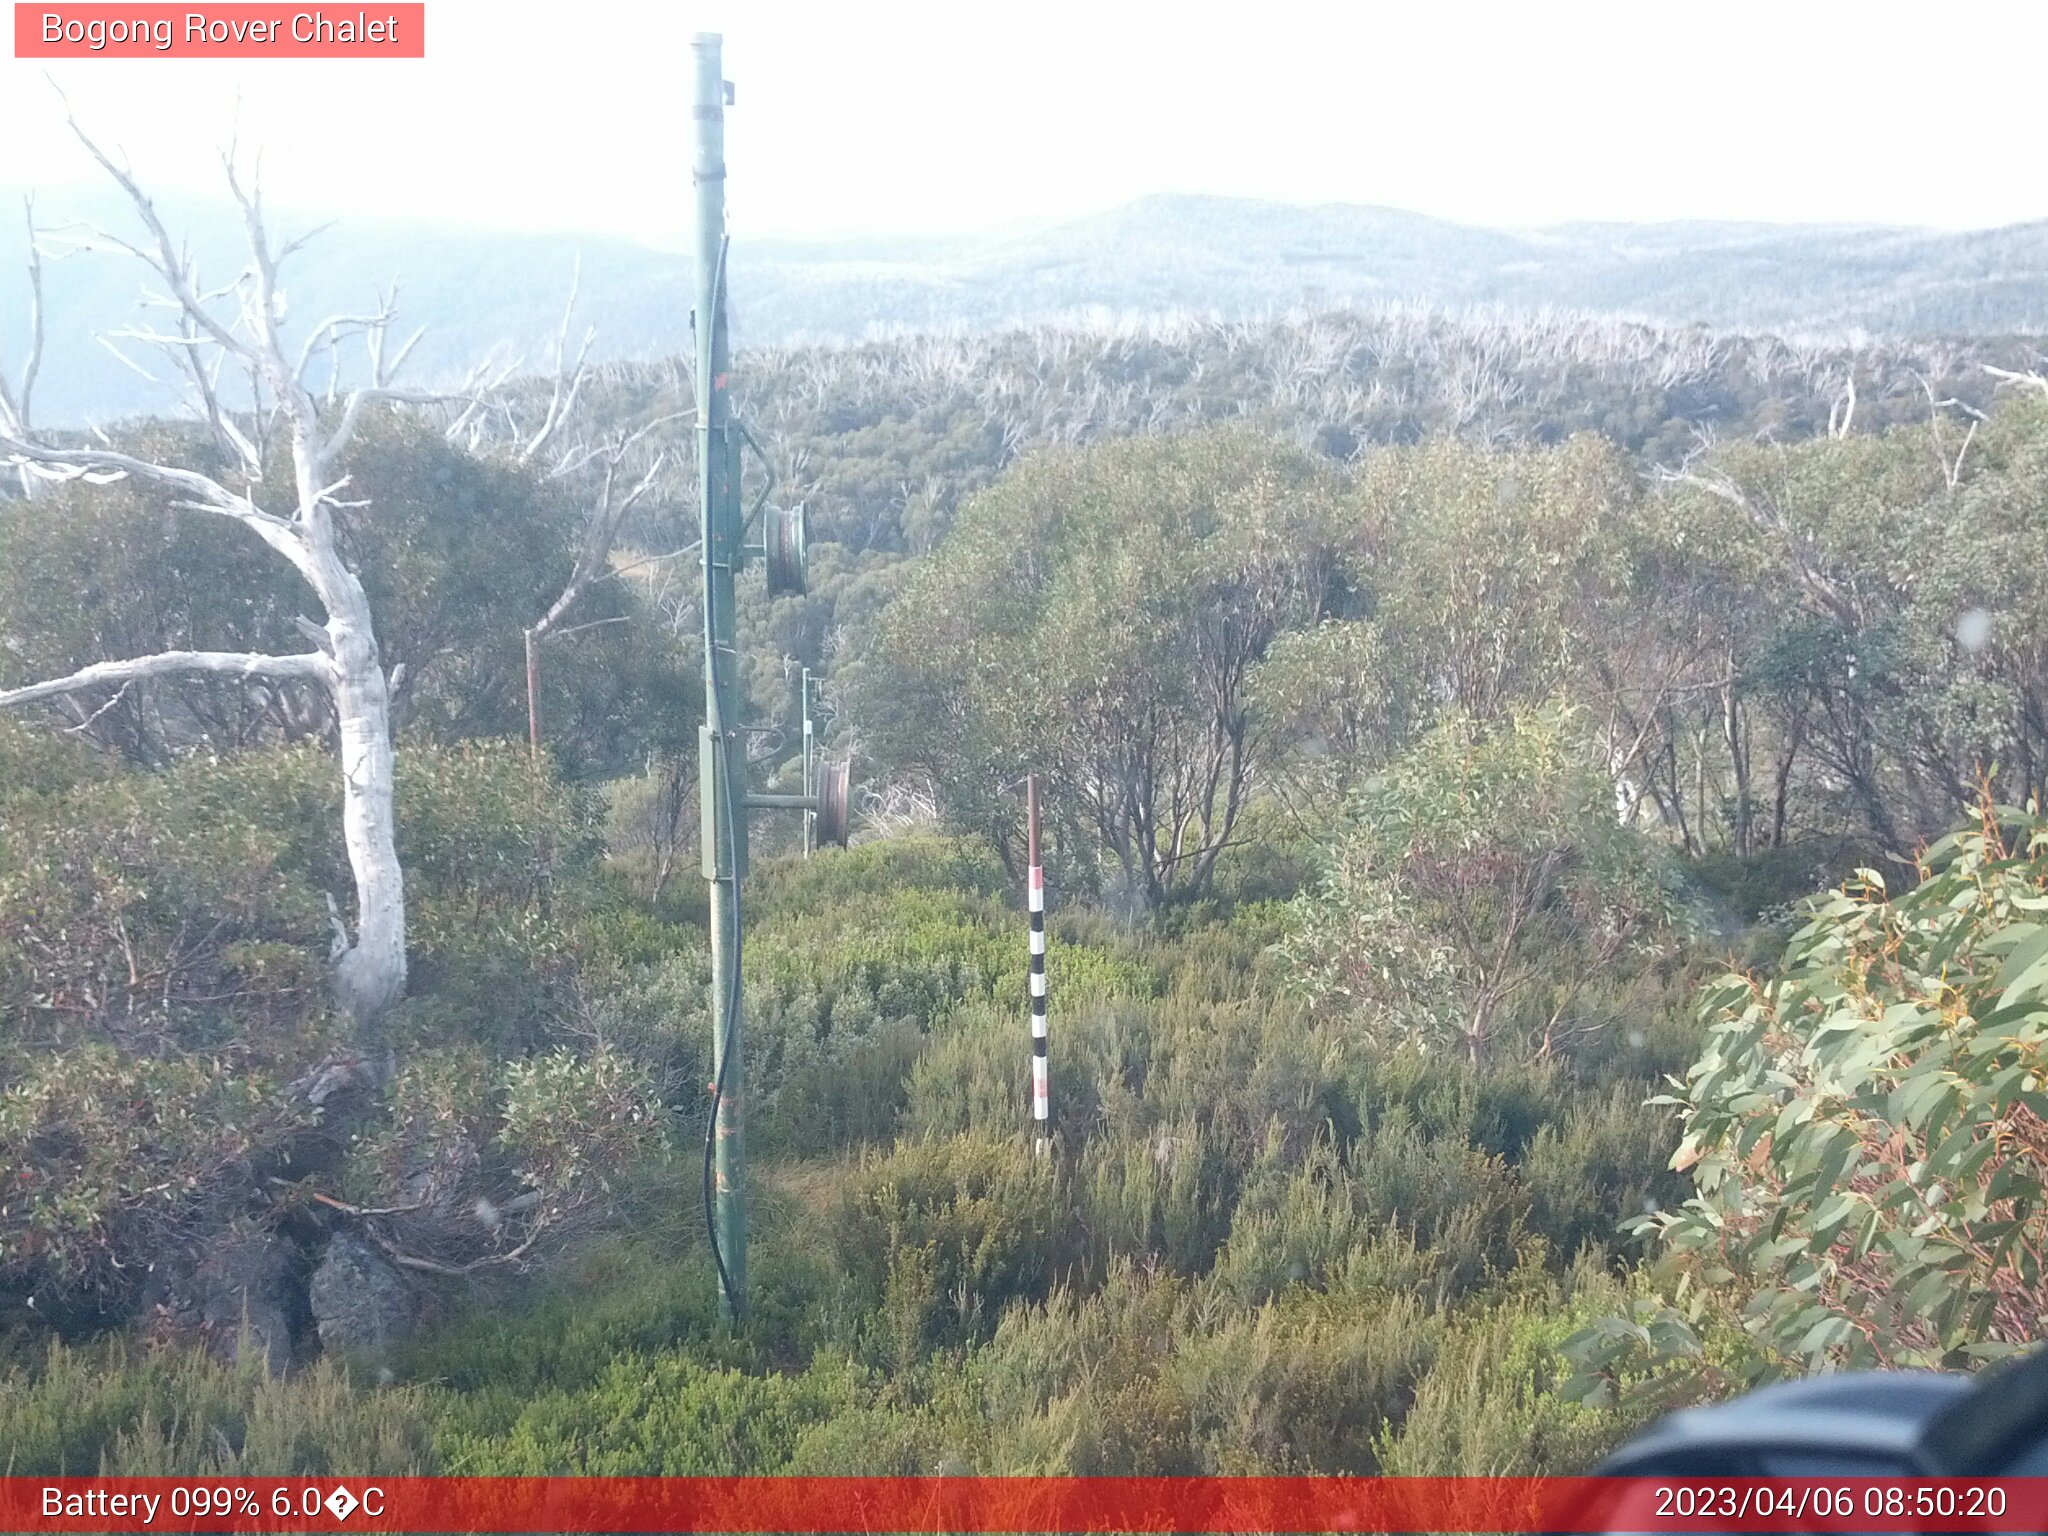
[5,0,2047,244]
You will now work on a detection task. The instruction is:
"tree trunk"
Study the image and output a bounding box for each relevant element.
[327,575,408,1028]
[525,628,542,764]
[0,126,434,1045]
[1724,678,1751,859]
[1770,708,1805,850]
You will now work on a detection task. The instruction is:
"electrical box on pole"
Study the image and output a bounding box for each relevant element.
[691,32,852,1326]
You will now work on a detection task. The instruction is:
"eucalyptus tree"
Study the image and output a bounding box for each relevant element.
[1354,433,1637,729]
[1283,708,1678,1066]
[0,121,482,1031]
[863,427,1339,908]
[1247,617,1401,821]
[1644,397,2048,862]
[0,414,587,768]
[1629,804,2048,1373]
[0,197,42,498]
[439,270,691,765]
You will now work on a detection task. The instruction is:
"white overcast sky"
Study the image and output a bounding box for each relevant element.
[4,0,2046,244]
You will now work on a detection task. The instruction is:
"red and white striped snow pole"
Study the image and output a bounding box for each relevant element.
[1027,774,1049,1151]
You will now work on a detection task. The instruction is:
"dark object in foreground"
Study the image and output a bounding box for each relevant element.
[1599,1346,2048,1477]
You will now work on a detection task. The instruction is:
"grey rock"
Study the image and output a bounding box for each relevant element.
[308,1231,417,1357]
[153,1231,299,1376]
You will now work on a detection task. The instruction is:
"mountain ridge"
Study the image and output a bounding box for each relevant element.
[4,189,2046,422]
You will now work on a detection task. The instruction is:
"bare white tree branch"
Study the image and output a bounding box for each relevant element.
[0,106,471,1031]
[0,649,331,709]
[1985,362,2048,399]
[0,196,45,496]
[516,257,594,467]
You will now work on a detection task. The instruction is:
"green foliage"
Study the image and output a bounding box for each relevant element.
[0,762,1704,1474]
[977,1257,1450,1474]
[0,716,104,798]
[0,744,344,1295]
[730,839,1153,1157]
[1637,802,2048,1372]
[498,1048,664,1216]
[0,741,343,1053]
[783,1390,984,1475]
[0,413,694,775]
[0,424,306,763]
[863,427,1339,908]
[746,835,1010,917]
[1378,1266,1643,1475]
[900,1003,1054,1143]
[390,743,601,1046]
[832,1134,1066,1360]
[1624,406,2048,864]
[1357,434,1635,724]
[438,1351,864,1474]
[1285,707,1679,1063]
[1249,618,1401,813]
[0,1340,434,1475]
[0,1049,309,1287]
[26,294,2048,1477]
[0,737,656,1314]
[1521,1086,1687,1262]
[1077,1120,1225,1278]
[394,1222,858,1425]
[1209,1134,1431,1306]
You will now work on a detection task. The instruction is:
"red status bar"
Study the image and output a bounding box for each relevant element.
[5,1476,2048,1533]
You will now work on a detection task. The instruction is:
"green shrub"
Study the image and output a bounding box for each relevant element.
[436,1352,863,1474]
[1521,1085,1682,1260]
[1210,1134,1390,1305]
[734,856,1154,1157]
[785,1393,985,1474]
[0,738,658,1319]
[745,836,1009,920]
[832,1134,1066,1360]
[1344,1046,1565,1162]
[1283,707,1679,1065]
[1377,1272,1642,1475]
[1637,804,2048,1372]
[0,717,103,800]
[0,1048,311,1289]
[975,1260,1193,1457]
[978,1257,1445,1474]
[1173,1288,1446,1473]
[900,1003,1041,1142]
[0,1340,433,1475]
[395,1245,718,1408]
[1343,1114,1527,1303]
[1076,1120,1225,1277]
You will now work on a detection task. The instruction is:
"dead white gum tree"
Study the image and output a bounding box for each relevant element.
[0,196,44,498]
[0,117,488,1033]
[460,263,684,762]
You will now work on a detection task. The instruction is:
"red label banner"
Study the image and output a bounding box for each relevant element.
[1,1476,2045,1533]
[14,4,424,57]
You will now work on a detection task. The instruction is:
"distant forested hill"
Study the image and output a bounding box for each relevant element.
[6,188,2048,422]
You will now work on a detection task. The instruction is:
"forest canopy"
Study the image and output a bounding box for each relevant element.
[4,275,2048,1474]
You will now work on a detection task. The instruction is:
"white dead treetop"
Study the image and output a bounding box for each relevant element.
[462,265,691,761]
[0,196,44,498]
[0,112,485,1031]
